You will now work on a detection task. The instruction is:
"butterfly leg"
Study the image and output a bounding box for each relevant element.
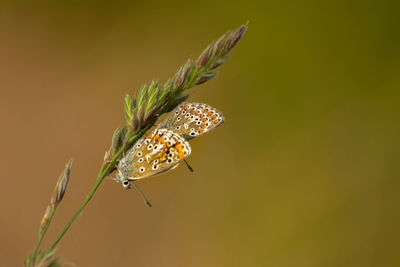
[132,182,152,207]
[183,159,194,172]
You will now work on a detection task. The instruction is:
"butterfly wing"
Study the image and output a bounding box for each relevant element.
[160,102,224,140]
[118,128,191,181]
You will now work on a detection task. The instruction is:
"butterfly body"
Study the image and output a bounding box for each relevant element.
[115,102,224,189]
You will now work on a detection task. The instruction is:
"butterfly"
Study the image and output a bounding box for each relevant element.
[114,102,224,205]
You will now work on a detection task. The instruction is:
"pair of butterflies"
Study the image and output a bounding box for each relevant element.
[115,102,224,202]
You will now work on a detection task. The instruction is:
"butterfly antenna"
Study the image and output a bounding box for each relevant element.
[132,182,152,207]
[183,159,194,172]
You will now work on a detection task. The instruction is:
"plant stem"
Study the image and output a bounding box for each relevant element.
[48,149,121,251]
[48,127,150,251]
[32,206,57,259]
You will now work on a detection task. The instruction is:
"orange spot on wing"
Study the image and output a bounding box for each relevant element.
[178,152,185,159]
[175,143,183,151]
[203,118,207,122]
[195,111,199,116]
[155,133,160,140]
[214,120,219,124]
[201,124,206,129]
[199,129,204,133]
[160,137,165,144]
[212,115,217,119]
[183,105,188,110]
[190,108,195,112]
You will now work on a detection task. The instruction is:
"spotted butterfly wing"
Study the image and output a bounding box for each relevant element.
[117,128,191,182]
[160,102,224,140]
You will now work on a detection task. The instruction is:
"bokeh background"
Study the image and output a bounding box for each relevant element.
[1,1,399,266]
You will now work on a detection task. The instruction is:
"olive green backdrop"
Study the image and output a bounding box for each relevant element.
[0,1,399,266]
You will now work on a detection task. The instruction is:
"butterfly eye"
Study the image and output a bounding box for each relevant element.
[122,180,131,189]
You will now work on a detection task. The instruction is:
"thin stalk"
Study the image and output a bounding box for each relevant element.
[48,149,122,251]
[32,206,57,259]
[48,127,150,251]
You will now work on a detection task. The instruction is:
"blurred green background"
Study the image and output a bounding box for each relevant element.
[1,1,399,266]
